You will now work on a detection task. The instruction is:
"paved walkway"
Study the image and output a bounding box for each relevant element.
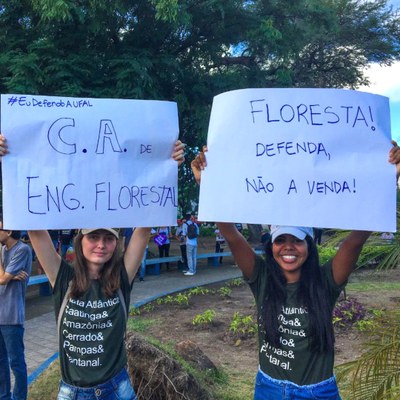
[24,261,242,384]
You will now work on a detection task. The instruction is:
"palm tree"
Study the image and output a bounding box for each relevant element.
[336,311,400,400]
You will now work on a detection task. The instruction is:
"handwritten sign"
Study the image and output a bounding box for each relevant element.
[198,88,396,232]
[1,94,179,229]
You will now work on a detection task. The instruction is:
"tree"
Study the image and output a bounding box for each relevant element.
[0,0,399,210]
[336,311,400,399]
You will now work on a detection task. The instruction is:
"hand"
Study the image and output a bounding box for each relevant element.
[172,140,185,166]
[13,271,29,282]
[0,134,9,158]
[190,145,208,185]
[389,140,400,178]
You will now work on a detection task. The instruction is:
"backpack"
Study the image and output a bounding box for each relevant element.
[187,222,198,239]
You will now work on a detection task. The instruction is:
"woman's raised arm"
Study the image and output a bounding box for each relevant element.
[191,147,256,278]
[28,230,61,287]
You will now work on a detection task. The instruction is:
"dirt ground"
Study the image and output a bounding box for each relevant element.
[131,265,400,380]
[28,233,400,380]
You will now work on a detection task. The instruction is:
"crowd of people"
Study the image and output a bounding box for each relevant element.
[0,129,399,400]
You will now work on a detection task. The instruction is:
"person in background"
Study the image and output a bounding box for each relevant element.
[182,214,199,276]
[122,228,134,251]
[155,226,171,271]
[214,227,225,264]
[0,222,32,400]
[175,219,188,270]
[60,229,75,258]
[260,228,271,246]
[380,232,394,243]
[138,242,148,282]
[191,142,400,400]
[20,230,36,261]
[0,134,185,400]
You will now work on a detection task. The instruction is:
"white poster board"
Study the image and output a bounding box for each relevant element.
[198,88,396,232]
[1,94,179,230]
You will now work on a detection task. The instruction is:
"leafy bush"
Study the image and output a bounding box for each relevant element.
[318,246,337,264]
[229,312,257,339]
[241,228,250,240]
[156,293,191,306]
[199,226,215,237]
[129,306,141,316]
[336,311,400,400]
[333,297,368,329]
[356,244,393,268]
[188,287,212,296]
[218,286,232,298]
[143,303,155,313]
[192,309,217,326]
[228,278,244,287]
[319,243,395,270]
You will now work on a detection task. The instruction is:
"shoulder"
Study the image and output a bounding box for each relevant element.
[18,241,32,253]
[9,241,31,256]
[56,259,74,283]
[245,255,268,284]
[320,259,345,293]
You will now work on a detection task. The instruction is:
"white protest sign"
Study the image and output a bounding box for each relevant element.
[1,94,179,230]
[198,88,396,232]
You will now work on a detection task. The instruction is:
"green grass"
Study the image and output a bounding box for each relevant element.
[213,370,255,400]
[347,282,400,291]
[126,316,158,332]
[28,359,60,400]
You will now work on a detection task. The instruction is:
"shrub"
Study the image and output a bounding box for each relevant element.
[229,312,257,339]
[199,226,215,237]
[333,297,368,329]
[188,287,212,296]
[143,303,155,313]
[318,246,337,264]
[229,278,243,287]
[129,306,141,316]
[192,309,217,326]
[156,293,191,306]
[218,286,232,297]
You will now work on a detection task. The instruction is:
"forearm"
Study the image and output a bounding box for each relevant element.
[332,230,371,285]
[124,227,151,282]
[344,230,371,248]
[216,223,240,241]
[28,230,60,286]
[216,223,255,278]
[0,267,7,284]
[0,264,13,285]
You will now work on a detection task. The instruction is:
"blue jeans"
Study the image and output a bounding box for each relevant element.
[186,244,197,274]
[254,368,341,400]
[0,325,27,400]
[57,368,137,400]
[139,248,148,279]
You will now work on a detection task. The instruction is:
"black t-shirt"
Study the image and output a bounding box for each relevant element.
[53,260,132,386]
[247,256,343,385]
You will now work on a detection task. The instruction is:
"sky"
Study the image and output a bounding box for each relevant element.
[358,0,400,142]
[359,62,400,143]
